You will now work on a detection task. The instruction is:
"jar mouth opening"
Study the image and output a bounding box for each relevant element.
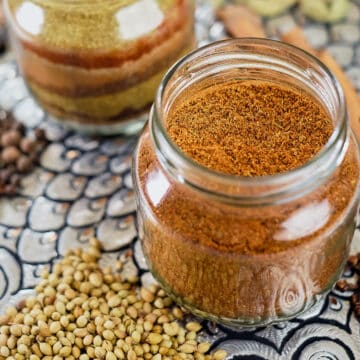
[153,38,347,196]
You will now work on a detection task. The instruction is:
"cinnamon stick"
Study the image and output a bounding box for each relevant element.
[280,26,314,54]
[281,27,360,140]
[217,5,266,38]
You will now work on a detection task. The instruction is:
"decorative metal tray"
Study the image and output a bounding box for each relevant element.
[1,1,360,358]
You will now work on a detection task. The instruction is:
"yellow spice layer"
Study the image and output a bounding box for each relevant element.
[28,71,165,122]
[8,0,179,50]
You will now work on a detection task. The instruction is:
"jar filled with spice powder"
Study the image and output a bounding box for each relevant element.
[4,0,195,134]
[133,39,360,326]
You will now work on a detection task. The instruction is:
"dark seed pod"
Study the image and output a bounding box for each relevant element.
[16,155,34,173]
[20,138,36,154]
[10,174,21,186]
[348,255,359,268]
[2,146,21,164]
[1,130,21,147]
[13,122,25,135]
[0,167,15,183]
[34,128,46,140]
[4,183,16,195]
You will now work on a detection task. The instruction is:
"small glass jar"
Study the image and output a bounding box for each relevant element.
[133,39,360,326]
[4,0,195,134]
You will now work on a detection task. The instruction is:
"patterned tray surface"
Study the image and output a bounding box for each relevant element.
[1,1,360,359]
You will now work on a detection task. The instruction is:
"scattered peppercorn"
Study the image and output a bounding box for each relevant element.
[335,279,357,292]
[0,239,227,360]
[1,129,21,147]
[1,146,21,164]
[16,155,33,173]
[0,113,48,196]
[20,138,36,153]
[34,128,46,141]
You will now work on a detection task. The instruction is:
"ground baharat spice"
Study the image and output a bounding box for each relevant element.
[135,74,360,325]
[167,81,333,176]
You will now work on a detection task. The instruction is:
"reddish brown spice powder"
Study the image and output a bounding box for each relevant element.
[136,80,360,322]
[167,81,334,176]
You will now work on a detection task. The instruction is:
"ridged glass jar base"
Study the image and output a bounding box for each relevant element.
[144,256,340,327]
[153,273,329,327]
[46,110,147,136]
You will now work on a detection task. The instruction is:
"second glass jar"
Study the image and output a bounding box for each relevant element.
[4,0,195,134]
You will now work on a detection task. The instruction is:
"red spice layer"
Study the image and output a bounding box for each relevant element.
[12,0,191,69]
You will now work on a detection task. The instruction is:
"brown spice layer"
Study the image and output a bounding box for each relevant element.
[13,0,190,69]
[167,81,333,176]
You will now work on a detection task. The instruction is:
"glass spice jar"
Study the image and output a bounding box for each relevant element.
[4,0,195,135]
[133,39,360,326]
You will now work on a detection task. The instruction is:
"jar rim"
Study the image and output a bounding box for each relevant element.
[151,38,349,204]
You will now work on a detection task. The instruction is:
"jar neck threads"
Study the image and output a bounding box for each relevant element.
[151,38,348,205]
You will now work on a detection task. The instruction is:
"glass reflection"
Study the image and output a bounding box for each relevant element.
[16,2,44,36]
[146,170,170,207]
[275,199,332,241]
[116,0,164,40]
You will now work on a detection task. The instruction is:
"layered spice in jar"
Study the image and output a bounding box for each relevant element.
[133,39,360,326]
[4,0,195,134]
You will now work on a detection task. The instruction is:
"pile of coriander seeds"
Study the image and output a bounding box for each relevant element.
[0,239,227,360]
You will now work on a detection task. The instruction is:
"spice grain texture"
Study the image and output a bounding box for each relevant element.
[167,81,333,176]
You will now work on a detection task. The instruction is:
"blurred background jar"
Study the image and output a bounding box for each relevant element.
[4,0,195,134]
